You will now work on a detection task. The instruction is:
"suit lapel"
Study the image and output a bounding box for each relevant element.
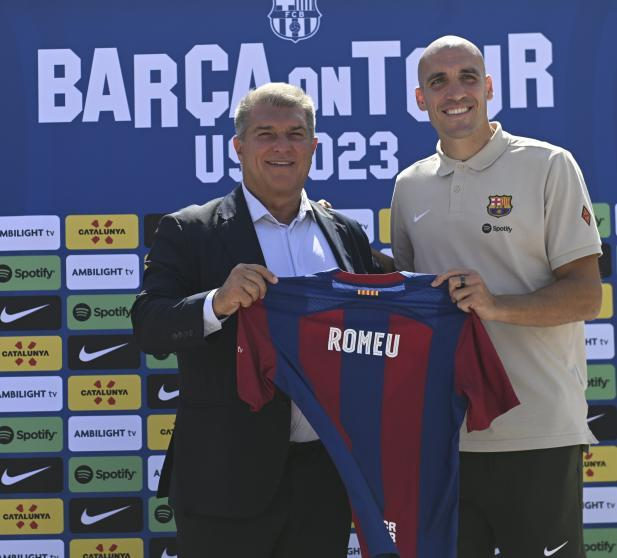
[216,186,266,268]
[311,201,354,272]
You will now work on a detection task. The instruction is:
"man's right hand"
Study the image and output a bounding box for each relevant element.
[212,264,278,318]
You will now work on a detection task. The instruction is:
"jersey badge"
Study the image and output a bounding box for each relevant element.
[581,205,591,226]
[487,195,513,218]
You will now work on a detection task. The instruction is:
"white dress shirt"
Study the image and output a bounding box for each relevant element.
[203,184,339,442]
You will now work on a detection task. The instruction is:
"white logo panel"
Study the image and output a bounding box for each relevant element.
[347,532,361,556]
[585,324,615,360]
[337,209,374,243]
[66,254,140,290]
[148,454,165,491]
[583,486,617,524]
[0,216,61,251]
[0,376,62,411]
[68,415,142,451]
[1,539,64,556]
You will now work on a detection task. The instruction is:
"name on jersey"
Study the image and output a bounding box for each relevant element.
[327,327,400,358]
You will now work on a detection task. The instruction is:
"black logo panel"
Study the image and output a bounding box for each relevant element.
[68,334,141,370]
[587,405,617,440]
[0,457,63,493]
[0,296,61,331]
[69,496,143,533]
[147,374,180,409]
[150,537,178,558]
[599,243,612,278]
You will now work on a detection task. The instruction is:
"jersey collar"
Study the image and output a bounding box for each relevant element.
[436,122,510,176]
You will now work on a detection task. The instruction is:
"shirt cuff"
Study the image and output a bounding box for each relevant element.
[203,289,227,337]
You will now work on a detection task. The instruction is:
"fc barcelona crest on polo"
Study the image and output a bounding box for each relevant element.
[269,0,322,43]
[487,195,513,218]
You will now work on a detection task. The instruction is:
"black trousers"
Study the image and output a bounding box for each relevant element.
[173,441,351,558]
[458,446,586,558]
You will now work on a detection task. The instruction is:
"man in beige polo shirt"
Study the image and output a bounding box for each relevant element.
[391,36,602,558]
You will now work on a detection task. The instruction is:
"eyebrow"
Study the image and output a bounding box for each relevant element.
[252,124,306,132]
[425,67,482,83]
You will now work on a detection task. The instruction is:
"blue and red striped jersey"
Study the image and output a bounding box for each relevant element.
[237,270,519,558]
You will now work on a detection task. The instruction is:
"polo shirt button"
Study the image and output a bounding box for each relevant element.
[454,185,461,193]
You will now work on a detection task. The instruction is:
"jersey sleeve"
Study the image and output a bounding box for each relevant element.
[236,299,277,412]
[544,149,602,270]
[454,312,520,432]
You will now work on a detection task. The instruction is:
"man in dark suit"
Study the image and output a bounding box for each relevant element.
[132,83,378,558]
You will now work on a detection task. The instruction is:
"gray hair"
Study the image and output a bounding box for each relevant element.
[234,82,316,139]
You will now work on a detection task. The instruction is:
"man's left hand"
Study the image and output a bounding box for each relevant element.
[431,269,500,320]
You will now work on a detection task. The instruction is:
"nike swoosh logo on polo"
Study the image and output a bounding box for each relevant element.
[587,414,605,423]
[544,541,568,556]
[80,505,130,525]
[162,550,177,558]
[413,209,430,223]
[79,343,128,363]
[1,466,51,486]
[158,385,179,401]
[0,304,49,324]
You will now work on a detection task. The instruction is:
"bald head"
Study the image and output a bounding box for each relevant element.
[418,36,485,86]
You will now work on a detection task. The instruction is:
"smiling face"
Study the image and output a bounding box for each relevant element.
[416,43,494,159]
[233,103,318,208]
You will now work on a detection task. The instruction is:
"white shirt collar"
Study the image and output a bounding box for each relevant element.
[242,183,314,225]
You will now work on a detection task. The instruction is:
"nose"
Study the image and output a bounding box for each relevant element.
[271,134,292,151]
[444,80,467,101]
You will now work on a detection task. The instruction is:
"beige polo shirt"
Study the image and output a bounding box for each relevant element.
[391,122,602,451]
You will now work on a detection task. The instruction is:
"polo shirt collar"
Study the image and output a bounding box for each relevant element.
[242,183,314,225]
[436,121,509,176]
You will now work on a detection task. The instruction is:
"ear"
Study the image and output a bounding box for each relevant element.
[232,136,243,161]
[311,136,318,154]
[415,87,427,111]
[486,75,494,101]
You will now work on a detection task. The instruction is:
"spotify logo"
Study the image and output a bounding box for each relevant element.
[74,465,94,484]
[154,504,174,523]
[0,265,12,283]
[72,303,92,322]
[0,426,15,444]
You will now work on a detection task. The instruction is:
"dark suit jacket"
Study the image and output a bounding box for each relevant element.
[131,186,376,517]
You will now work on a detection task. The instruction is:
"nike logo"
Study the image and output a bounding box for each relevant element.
[79,343,128,363]
[80,505,130,525]
[0,304,49,324]
[587,414,605,423]
[544,541,568,556]
[1,466,50,486]
[413,209,431,223]
[161,550,177,558]
[158,385,179,401]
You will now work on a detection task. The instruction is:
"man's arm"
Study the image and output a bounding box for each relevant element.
[432,254,602,326]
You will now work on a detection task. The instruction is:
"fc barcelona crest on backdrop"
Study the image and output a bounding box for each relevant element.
[269,0,322,43]
[487,195,513,218]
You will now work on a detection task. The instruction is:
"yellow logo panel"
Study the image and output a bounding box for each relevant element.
[0,498,63,534]
[66,214,139,249]
[0,336,62,372]
[583,446,617,482]
[598,284,613,320]
[148,414,175,450]
[69,374,141,411]
[70,538,143,558]
[378,208,391,244]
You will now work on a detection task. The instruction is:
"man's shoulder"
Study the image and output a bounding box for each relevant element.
[168,197,225,224]
[396,153,441,183]
[504,130,571,161]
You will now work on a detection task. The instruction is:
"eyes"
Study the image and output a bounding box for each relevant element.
[428,73,479,89]
[255,130,308,140]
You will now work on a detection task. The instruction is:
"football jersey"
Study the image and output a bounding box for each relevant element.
[236,270,519,558]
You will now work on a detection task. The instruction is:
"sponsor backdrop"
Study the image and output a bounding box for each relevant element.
[1,1,616,556]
